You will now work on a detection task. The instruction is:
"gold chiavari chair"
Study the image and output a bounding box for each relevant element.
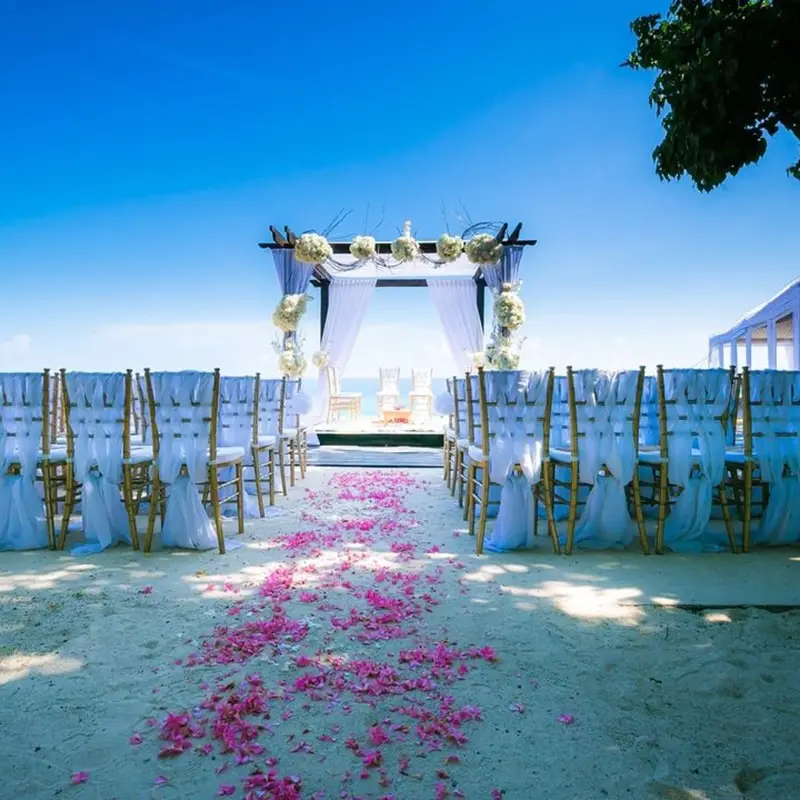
[467,367,559,555]
[325,366,361,422]
[544,367,649,555]
[251,373,277,513]
[143,369,244,554]
[56,370,153,551]
[642,366,737,555]
[727,367,800,552]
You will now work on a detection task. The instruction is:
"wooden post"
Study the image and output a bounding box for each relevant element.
[476,279,485,333]
[319,279,330,345]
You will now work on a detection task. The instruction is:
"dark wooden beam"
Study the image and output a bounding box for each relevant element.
[319,281,329,342]
[310,277,487,289]
[258,239,537,253]
[476,280,486,332]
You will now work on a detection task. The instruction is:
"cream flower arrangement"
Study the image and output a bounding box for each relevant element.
[294,232,332,265]
[488,344,520,370]
[493,283,525,330]
[436,234,463,263]
[278,346,307,379]
[272,293,309,332]
[311,349,329,369]
[466,233,502,265]
[468,350,485,369]
[349,235,376,260]
[391,220,420,263]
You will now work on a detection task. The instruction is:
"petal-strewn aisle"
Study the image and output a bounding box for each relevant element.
[143,471,499,800]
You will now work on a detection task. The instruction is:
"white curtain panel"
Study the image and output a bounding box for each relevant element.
[315,278,377,425]
[427,278,484,374]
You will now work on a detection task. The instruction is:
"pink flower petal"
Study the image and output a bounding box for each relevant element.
[557,714,575,725]
[70,772,89,785]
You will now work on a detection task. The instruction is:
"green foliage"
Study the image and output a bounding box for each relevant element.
[626,0,800,191]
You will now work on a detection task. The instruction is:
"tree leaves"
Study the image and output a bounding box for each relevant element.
[626,0,800,191]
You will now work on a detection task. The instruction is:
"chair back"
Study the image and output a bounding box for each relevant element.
[144,369,220,482]
[0,371,49,475]
[61,371,131,481]
[741,368,800,481]
[453,376,467,439]
[411,368,432,392]
[218,376,256,450]
[255,376,284,437]
[379,368,400,392]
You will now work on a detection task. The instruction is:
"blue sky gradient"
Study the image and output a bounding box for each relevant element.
[2,0,799,376]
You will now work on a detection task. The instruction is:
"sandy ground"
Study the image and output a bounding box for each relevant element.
[1,467,800,800]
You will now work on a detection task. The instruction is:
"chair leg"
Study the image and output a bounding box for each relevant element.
[56,464,77,550]
[630,468,650,555]
[122,464,140,550]
[467,462,477,536]
[208,466,226,554]
[743,460,753,553]
[268,449,276,506]
[298,432,307,478]
[718,480,737,553]
[277,446,288,497]
[41,464,56,550]
[475,466,490,555]
[655,463,669,555]
[144,469,162,553]
[288,440,296,488]
[565,463,580,556]
[252,446,265,518]
[235,462,245,535]
[451,448,461,497]
[542,461,561,554]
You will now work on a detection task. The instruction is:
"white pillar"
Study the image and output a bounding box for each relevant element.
[745,328,753,367]
[717,343,725,367]
[793,307,800,369]
[729,338,738,367]
[767,319,778,369]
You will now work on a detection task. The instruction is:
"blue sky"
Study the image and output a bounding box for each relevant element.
[1,0,799,377]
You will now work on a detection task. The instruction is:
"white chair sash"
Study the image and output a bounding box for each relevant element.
[150,372,218,550]
[572,370,638,549]
[66,372,131,554]
[750,370,800,544]
[0,373,48,550]
[663,369,730,552]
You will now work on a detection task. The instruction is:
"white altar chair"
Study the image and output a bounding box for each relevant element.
[325,366,361,422]
[143,369,245,554]
[728,367,800,551]
[409,368,433,422]
[377,368,402,418]
[57,371,154,553]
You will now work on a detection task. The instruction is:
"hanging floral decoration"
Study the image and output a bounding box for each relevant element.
[467,350,486,369]
[436,234,464,263]
[466,233,503,265]
[391,220,420,263]
[311,350,329,369]
[294,233,333,265]
[493,282,525,330]
[278,341,307,378]
[349,235,376,260]
[487,344,521,370]
[272,293,310,332]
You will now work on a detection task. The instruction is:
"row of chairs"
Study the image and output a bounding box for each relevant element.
[442,366,799,556]
[0,370,309,554]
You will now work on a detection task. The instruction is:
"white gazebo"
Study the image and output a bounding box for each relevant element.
[708,278,800,370]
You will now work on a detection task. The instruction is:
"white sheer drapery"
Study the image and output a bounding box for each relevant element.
[662,369,731,552]
[66,373,134,555]
[479,244,524,292]
[749,370,800,545]
[427,278,484,374]
[0,373,48,550]
[569,370,639,550]
[316,278,377,424]
[150,372,227,550]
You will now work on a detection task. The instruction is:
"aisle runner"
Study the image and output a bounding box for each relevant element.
[135,471,500,799]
